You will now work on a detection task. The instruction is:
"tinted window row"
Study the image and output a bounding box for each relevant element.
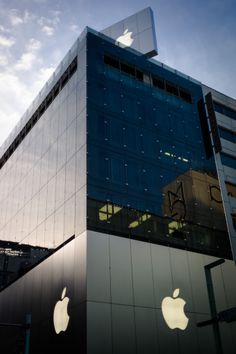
[221,153,236,170]
[87,198,232,259]
[214,101,236,121]
[219,127,236,144]
[0,57,78,170]
[104,55,192,104]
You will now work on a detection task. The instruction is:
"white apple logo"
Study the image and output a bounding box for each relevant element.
[161,288,189,330]
[116,29,134,48]
[53,287,70,334]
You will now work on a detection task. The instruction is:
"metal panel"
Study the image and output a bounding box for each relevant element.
[86,231,111,302]
[112,304,136,354]
[109,236,133,305]
[101,7,158,58]
[131,239,155,307]
[135,307,159,354]
[205,92,222,153]
[87,302,112,354]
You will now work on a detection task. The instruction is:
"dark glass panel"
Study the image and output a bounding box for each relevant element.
[152,76,165,90]
[166,82,179,97]
[179,88,192,103]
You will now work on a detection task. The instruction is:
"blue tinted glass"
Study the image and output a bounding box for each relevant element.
[219,127,236,143]
[87,32,227,251]
[221,153,236,169]
[214,101,236,120]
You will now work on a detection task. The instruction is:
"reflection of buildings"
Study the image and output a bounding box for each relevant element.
[161,170,236,251]
[0,8,236,354]
[162,169,233,229]
[0,240,50,289]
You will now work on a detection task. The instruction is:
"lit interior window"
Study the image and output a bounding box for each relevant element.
[128,213,151,229]
[99,203,122,221]
[164,151,189,163]
[168,221,186,234]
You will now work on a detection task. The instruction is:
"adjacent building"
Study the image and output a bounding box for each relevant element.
[0,8,236,354]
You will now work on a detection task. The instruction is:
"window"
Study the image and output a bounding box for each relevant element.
[221,153,236,169]
[104,55,120,69]
[179,88,192,103]
[153,76,165,90]
[214,101,236,121]
[103,54,193,104]
[166,82,179,97]
[232,214,236,229]
[120,62,136,77]
[219,127,236,143]
[136,69,144,81]
[98,203,122,221]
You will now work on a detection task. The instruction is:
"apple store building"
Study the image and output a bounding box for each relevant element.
[0,8,236,354]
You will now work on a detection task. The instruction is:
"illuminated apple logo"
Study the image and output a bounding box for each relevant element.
[116,29,134,48]
[161,288,189,330]
[53,287,70,334]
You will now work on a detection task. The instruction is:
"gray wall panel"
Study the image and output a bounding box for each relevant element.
[135,307,159,354]
[170,247,194,312]
[156,308,180,354]
[112,304,136,354]
[74,232,87,304]
[195,314,216,354]
[187,252,210,314]
[110,236,133,305]
[221,260,236,307]
[151,243,173,309]
[87,302,112,354]
[219,322,235,354]
[87,231,111,302]
[178,312,199,354]
[131,239,155,307]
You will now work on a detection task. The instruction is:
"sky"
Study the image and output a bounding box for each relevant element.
[0,0,235,146]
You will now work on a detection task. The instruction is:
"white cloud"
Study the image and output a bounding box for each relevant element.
[8,9,36,27]
[0,34,15,47]
[0,55,8,66]
[26,38,42,51]
[0,65,55,146]
[0,71,33,145]
[9,9,24,26]
[69,24,80,33]
[36,66,55,86]
[15,52,37,71]
[49,10,61,25]
[38,11,61,36]
[14,38,42,71]
[23,10,37,24]
[41,25,55,36]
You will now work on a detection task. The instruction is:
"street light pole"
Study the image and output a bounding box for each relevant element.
[24,314,31,354]
[204,258,225,354]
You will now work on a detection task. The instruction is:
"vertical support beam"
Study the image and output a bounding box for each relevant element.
[205,92,222,153]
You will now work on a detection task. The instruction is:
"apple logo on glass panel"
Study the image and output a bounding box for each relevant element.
[116,29,134,48]
[53,287,70,334]
[161,288,189,330]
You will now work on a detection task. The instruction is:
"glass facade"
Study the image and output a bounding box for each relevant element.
[0,35,87,290]
[86,31,230,259]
